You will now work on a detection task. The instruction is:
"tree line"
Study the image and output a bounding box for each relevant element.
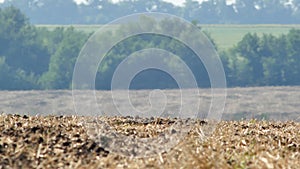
[1,0,300,24]
[222,30,300,87]
[0,6,89,89]
[0,6,300,90]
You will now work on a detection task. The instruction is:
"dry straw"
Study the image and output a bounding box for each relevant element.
[0,114,299,168]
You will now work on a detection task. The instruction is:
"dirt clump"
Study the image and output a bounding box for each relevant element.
[0,114,299,168]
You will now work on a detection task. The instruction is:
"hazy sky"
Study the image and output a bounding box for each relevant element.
[75,0,200,6]
[0,0,235,6]
[75,0,235,6]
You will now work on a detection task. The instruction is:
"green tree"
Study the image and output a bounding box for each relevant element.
[39,27,88,89]
[260,34,288,85]
[235,33,264,85]
[0,57,14,89]
[285,29,300,85]
[0,6,50,75]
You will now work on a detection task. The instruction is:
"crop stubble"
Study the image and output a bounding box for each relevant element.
[0,114,299,168]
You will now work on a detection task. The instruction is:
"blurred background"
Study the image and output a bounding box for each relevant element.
[0,0,299,121]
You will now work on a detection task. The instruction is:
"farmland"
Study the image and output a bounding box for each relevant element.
[2,4,300,168]
[37,24,300,50]
[0,86,299,121]
[1,114,299,168]
[0,86,300,168]
[202,24,300,50]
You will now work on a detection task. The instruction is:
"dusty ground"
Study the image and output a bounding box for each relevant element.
[0,114,299,169]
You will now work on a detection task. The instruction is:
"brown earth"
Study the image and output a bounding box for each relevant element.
[0,114,299,169]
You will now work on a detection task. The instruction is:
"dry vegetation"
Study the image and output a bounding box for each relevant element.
[1,114,300,169]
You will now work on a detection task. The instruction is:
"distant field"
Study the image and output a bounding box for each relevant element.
[1,86,300,121]
[202,24,300,50]
[37,24,300,50]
